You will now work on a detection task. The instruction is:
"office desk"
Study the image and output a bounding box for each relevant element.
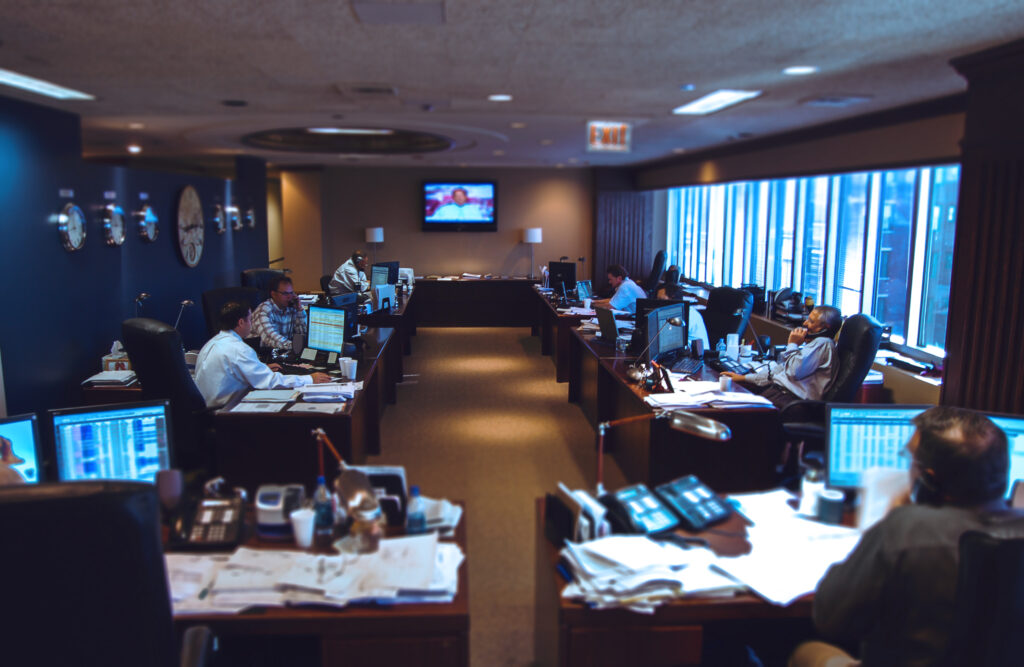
[534,288,590,382]
[533,498,811,667]
[412,277,539,326]
[359,285,416,360]
[568,328,784,492]
[174,504,469,667]
[210,327,396,496]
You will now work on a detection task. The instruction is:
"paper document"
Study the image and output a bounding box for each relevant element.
[288,402,345,414]
[230,402,286,413]
[297,382,362,394]
[242,389,298,402]
[83,370,136,385]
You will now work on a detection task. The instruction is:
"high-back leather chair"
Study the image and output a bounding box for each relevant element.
[701,286,754,346]
[0,481,214,667]
[121,318,209,473]
[201,286,261,339]
[320,273,333,295]
[240,268,285,300]
[821,313,883,402]
[944,528,1024,665]
[641,250,666,294]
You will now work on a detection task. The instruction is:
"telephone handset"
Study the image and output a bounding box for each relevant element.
[168,482,245,551]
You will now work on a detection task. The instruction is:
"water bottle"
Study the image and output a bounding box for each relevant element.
[406,485,427,535]
[715,338,727,358]
[313,476,334,536]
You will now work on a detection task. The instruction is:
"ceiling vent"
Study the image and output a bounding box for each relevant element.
[802,94,872,108]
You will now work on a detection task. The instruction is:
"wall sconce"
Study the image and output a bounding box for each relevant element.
[524,228,543,279]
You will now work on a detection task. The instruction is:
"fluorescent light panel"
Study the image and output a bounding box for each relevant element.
[672,89,761,115]
[307,127,394,135]
[0,67,94,100]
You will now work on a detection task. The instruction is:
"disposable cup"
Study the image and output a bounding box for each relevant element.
[719,376,732,392]
[345,359,358,380]
[583,298,592,309]
[290,508,316,548]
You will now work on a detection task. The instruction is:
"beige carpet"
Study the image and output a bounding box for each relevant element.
[367,327,626,667]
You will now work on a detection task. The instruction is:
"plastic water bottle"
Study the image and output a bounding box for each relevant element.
[313,476,334,536]
[406,485,427,535]
[715,338,727,358]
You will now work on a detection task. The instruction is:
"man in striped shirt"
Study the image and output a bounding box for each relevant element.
[252,275,307,351]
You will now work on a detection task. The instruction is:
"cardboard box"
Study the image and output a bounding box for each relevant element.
[102,353,132,371]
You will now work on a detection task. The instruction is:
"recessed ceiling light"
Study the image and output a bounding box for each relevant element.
[783,65,819,76]
[128,122,145,130]
[567,157,579,164]
[539,139,554,146]
[488,94,513,102]
[309,127,394,135]
[0,67,94,100]
[510,122,527,129]
[127,144,142,154]
[672,89,761,115]
[492,149,505,156]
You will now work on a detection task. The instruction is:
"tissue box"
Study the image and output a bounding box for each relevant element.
[102,353,132,371]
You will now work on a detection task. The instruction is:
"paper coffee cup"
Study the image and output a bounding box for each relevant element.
[817,489,845,524]
[290,508,315,548]
[583,298,592,309]
[345,359,358,380]
[719,376,732,392]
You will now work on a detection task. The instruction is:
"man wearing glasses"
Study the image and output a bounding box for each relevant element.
[252,275,307,351]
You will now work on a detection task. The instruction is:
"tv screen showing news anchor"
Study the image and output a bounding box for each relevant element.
[423,182,495,227]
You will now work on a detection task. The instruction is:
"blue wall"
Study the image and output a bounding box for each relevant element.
[0,95,268,416]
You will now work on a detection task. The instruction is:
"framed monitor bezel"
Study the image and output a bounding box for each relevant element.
[422,180,497,232]
[824,403,930,490]
[0,412,43,483]
[306,304,348,353]
[48,399,175,482]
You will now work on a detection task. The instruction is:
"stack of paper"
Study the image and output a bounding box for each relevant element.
[421,496,463,537]
[644,382,774,410]
[559,535,740,614]
[83,370,136,385]
[242,389,298,402]
[167,532,464,614]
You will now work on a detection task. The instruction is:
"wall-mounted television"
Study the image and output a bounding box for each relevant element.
[422,181,496,232]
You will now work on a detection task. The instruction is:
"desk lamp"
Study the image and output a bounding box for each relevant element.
[365,227,384,265]
[173,299,194,330]
[524,228,542,278]
[134,292,150,318]
[595,411,731,495]
[626,316,683,383]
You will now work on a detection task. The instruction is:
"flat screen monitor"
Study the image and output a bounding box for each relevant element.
[422,182,496,232]
[50,400,173,483]
[633,298,686,355]
[307,305,346,353]
[398,267,415,285]
[988,413,1024,496]
[548,261,576,295]
[330,294,360,340]
[826,404,929,490]
[645,303,688,362]
[370,265,390,286]
[0,413,42,483]
[372,261,400,285]
[576,280,593,300]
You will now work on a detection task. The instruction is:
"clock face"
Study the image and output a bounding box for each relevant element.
[59,203,86,251]
[137,205,159,242]
[177,185,204,268]
[212,204,226,234]
[103,204,126,247]
[227,205,241,231]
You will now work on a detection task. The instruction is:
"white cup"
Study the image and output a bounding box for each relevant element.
[583,298,592,310]
[344,359,358,380]
[719,376,732,392]
[739,344,753,359]
[290,508,316,548]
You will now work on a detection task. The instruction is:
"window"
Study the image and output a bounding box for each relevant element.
[664,164,960,356]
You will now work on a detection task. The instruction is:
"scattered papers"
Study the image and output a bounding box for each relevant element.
[644,381,774,410]
[230,402,286,413]
[288,402,345,414]
[421,496,463,537]
[83,370,136,385]
[561,307,595,316]
[243,389,298,402]
[297,382,362,394]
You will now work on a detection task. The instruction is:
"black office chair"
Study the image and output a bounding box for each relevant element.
[943,528,1024,665]
[240,268,285,300]
[320,273,333,295]
[780,313,884,452]
[700,286,754,347]
[122,318,211,474]
[0,481,215,667]
[641,249,667,295]
[200,286,262,339]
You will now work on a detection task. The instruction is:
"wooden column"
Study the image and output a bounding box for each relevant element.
[942,40,1024,412]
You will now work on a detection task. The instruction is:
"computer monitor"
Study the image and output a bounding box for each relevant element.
[307,304,346,353]
[645,303,688,362]
[370,265,390,286]
[398,267,415,286]
[825,404,929,490]
[632,298,687,356]
[576,280,592,300]
[372,261,400,285]
[50,400,173,483]
[0,413,42,483]
[548,261,576,294]
[330,294,360,340]
[371,284,396,312]
[988,413,1024,496]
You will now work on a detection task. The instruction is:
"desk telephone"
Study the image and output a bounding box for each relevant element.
[168,482,245,551]
[600,475,732,534]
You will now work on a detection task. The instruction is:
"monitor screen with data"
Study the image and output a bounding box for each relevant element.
[307,305,346,353]
[826,404,929,489]
[370,265,390,286]
[0,413,42,483]
[51,400,172,483]
[645,303,687,362]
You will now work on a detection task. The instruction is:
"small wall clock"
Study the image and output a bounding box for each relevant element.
[136,205,159,242]
[177,185,204,268]
[58,202,86,252]
[101,204,126,247]
[212,204,226,234]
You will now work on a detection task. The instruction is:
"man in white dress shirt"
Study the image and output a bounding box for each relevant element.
[195,301,331,407]
[328,250,370,298]
[591,264,648,314]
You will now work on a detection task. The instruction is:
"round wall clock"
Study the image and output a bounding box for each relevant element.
[177,185,204,268]
[227,205,242,231]
[212,204,226,234]
[101,204,126,247]
[58,202,86,252]
[245,207,256,229]
[137,205,159,242]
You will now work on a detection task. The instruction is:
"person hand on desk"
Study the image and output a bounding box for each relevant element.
[266,363,332,384]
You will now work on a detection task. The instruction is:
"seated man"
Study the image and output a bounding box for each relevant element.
[791,406,1018,667]
[721,305,841,409]
[252,275,306,351]
[590,264,648,314]
[195,301,331,407]
[328,250,370,298]
[655,266,709,350]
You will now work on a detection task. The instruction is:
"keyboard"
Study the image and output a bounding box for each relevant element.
[670,357,704,375]
[276,362,320,375]
[710,357,753,375]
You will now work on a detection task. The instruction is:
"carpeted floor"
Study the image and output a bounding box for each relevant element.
[367,327,627,667]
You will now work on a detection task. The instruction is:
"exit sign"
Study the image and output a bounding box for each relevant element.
[587,121,632,152]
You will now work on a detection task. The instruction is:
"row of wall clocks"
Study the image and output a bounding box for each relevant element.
[56,186,257,269]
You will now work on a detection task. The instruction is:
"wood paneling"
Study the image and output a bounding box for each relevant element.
[594,191,654,289]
